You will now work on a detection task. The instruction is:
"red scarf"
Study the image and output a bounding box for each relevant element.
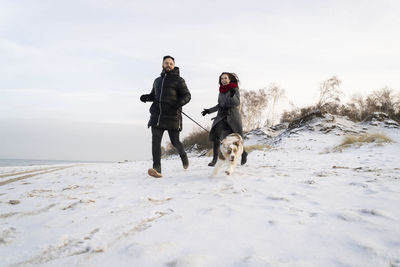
[219,83,238,94]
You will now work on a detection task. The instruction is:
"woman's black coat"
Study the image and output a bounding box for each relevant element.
[207,87,243,141]
[144,67,191,131]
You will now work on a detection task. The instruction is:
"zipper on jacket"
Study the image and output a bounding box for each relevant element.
[157,75,166,127]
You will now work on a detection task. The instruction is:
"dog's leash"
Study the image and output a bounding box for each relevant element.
[180,109,223,144]
[145,99,224,143]
[180,110,210,134]
[150,100,210,133]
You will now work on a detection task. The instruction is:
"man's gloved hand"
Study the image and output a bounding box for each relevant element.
[140,94,151,103]
[201,108,210,116]
[230,88,237,97]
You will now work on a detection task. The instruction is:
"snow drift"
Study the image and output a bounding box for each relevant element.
[1,114,399,266]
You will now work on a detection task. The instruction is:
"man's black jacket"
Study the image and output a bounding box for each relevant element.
[143,67,191,131]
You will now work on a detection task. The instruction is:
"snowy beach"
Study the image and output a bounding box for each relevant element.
[1,116,400,266]
[3,1,400,265]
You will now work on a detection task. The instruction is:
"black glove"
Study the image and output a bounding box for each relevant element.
[230,88,237,97]
[201,108,210,116]
[140,94,150,103]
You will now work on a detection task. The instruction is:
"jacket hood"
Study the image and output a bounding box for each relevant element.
[161,66,180,77]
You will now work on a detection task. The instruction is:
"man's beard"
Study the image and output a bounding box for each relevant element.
[163,67,173,72]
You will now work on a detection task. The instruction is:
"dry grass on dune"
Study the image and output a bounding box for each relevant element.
[245,144,272,153]
[333,133,393,152]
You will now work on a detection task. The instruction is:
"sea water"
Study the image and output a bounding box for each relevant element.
[0,159,109,167]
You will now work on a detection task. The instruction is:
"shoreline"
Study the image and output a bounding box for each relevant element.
[0,158,113,168]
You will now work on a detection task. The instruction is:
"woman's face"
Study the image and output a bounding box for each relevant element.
[220,74,230,86]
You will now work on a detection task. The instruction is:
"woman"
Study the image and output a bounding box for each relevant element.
[202,72,247,166]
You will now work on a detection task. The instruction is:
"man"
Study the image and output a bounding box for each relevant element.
[140,55,191,178]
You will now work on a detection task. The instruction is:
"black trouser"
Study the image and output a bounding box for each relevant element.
[213,118,233,141]
[151,127,186,168]
[211,119,233,161]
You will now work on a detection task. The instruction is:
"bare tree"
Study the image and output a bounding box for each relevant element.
[240,89,269,131]
[266,83,286,126]
[394,91,400,114]
[372,86,394,114]
[350,93,365,121]
[394,92,400,122]
[317,76,342,113]
[363,86,395,116]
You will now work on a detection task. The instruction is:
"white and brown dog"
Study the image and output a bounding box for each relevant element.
[212,133,244,176]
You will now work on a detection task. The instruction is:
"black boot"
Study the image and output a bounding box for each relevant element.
[208,141,219,167]
[208,156,217,167]
[181,154,189,169]
[241,150,248,165]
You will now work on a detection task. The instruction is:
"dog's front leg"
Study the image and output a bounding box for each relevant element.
[211,160,224,177]
[225,160,238,176]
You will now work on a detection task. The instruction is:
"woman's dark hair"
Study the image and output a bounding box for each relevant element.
[219,72,240,87]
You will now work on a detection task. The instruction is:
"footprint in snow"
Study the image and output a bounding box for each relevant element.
[359,209,384,217]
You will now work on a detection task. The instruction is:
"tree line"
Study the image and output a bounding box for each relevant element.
[280,76,400,124]
[164,76,399,154]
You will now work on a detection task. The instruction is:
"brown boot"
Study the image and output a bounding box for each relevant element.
[148,166,162,178]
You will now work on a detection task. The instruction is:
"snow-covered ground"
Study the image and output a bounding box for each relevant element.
[1,115,400,266]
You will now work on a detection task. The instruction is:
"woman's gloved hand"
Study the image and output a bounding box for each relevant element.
[230,88,237,97]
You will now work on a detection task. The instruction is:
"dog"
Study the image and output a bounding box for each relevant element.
[212,133,244,176]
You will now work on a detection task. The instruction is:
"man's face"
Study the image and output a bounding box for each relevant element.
[162,58,175,72]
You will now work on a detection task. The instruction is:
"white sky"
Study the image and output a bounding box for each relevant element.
[1,0,400,161]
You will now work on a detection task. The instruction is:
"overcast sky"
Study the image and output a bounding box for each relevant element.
[1,0,399,162]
